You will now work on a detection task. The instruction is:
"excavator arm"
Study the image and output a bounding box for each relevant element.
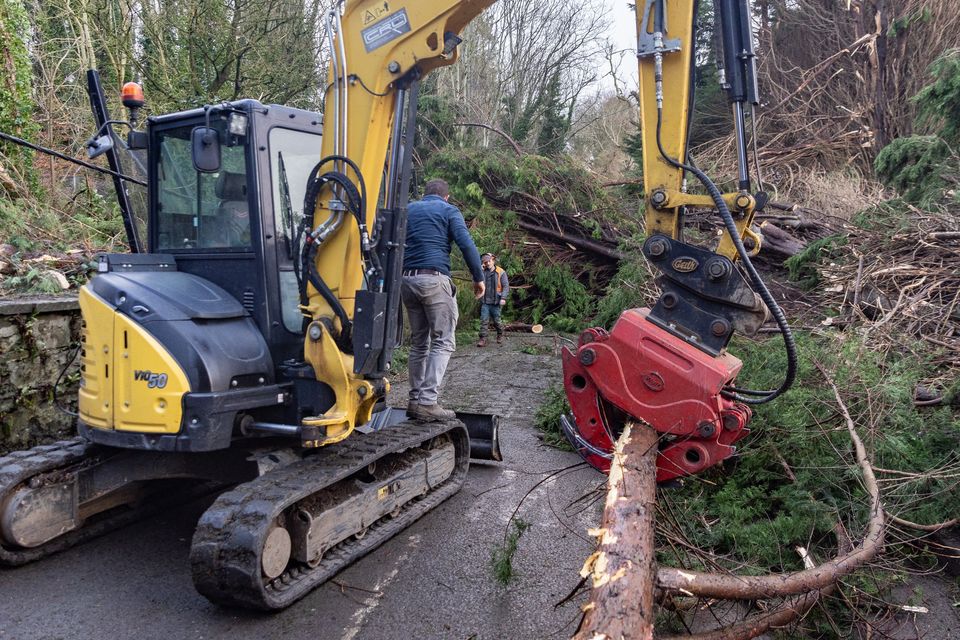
[301,0,794,481]
[561,0,796,481]
[296,0,497,446]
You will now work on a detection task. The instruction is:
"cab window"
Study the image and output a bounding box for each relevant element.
[269,127,322,332]
[155,121,251,250]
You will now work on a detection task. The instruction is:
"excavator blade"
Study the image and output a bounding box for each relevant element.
[367,407,502,461]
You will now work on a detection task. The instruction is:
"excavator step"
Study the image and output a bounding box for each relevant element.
[190,418,470,610]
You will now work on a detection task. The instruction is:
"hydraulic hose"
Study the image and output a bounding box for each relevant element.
[310,155,384,288]
[655,107,797,404]
[299,162,352,342]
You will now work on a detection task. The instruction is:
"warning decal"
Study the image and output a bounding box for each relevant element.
[361,8,410,52]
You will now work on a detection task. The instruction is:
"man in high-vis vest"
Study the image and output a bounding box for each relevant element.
[477,253,510,347]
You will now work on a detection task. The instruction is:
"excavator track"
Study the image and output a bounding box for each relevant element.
[0,439,227,566]
[191,418,469,611]
[0,439,96,566]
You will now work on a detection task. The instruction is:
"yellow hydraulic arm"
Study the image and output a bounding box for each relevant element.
[301,0,790,446]
[635,0,762,257]
[298,0,496,446]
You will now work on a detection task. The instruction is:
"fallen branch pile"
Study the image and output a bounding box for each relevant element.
[819,207,960,391]
[575,367,888,639]
[682,201,845,262]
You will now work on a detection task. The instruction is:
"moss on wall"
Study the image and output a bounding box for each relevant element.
[0,297,80,453]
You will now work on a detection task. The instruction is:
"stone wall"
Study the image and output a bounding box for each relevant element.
[0,296,81,453]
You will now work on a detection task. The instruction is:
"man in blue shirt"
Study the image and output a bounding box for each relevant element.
[401,178,485,421]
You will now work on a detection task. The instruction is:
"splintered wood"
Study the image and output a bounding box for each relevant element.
[575,422,658,640]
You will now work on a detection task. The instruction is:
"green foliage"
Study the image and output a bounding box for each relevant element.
[851,199,914,233]
[874,135,953,207]
[783,234,847,289]
[424,147,629,331]
[490,517,531,585]
[390,344,409,376]
[593,249,651,328]
[0,181,124,295]
[0,199,52,252]
[534,384,573,451]
[530,264,594,332]
[518,343,551,356]
[0,182,125,253]
[876,49,960,206]
[661,332,960,574]
[914,49,960,145]
[535,73,572,156]
[2,268,64,295]
[0,0,37,169]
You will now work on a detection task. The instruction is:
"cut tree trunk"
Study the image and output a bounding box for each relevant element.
[575,422,658,640]
[503,322,543,334]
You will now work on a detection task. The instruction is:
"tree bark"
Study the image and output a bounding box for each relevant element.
[758,221,806,258]
[575,422,658,640]
[503,322,543,334]
[517,220,624,262]
[660,590,828,640]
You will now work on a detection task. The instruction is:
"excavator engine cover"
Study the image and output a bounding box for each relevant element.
[561,308,751,482]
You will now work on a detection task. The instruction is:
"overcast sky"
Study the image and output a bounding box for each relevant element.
[604,0,637,53]
[601,0,639,91]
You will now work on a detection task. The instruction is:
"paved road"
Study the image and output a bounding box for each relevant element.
[0,337,602,640]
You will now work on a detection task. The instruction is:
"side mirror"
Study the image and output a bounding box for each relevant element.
[191,126,221,172]
[85,134,114,159]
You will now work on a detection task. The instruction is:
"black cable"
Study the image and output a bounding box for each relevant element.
[298,163,353,331]
[53,342,82,417]
[0,130,146,186]
[655,107,796,404]
[349,73,390,97]
[301,239,353,349]
[310,168,377,288]
[314,154,368,221]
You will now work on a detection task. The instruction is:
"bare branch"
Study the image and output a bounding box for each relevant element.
[656,363,885,601]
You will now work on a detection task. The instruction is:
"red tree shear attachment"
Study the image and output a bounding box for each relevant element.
[561,308,752,482]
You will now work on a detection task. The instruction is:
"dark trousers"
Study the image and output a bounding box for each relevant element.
[479,303,504,338]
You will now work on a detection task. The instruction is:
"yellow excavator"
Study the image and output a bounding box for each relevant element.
[0,0,794,610]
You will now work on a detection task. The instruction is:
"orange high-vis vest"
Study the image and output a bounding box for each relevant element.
[493,266,504,294]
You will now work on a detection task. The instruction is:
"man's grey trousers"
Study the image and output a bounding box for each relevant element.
[400,274,459,406]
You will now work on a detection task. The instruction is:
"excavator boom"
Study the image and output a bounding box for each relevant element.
[561,0,795,480]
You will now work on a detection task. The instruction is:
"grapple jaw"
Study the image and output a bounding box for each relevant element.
[561,308,752,482]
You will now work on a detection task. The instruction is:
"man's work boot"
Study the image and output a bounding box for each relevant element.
[412,403,456,422]
[496,334,503,345]
[477,337,487,347]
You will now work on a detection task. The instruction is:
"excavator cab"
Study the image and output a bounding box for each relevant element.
[150,100,321,363]
[74,100,339,452]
